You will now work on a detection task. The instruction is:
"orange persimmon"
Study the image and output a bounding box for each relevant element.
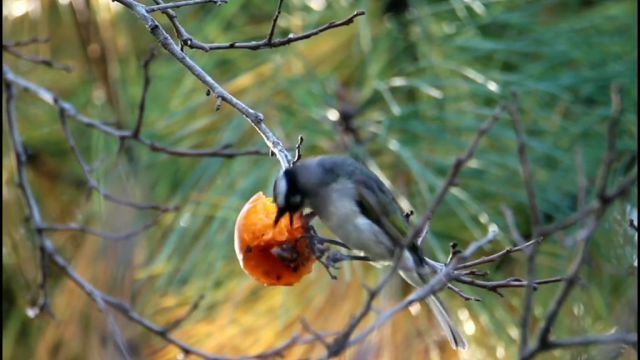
[234,192,315,286]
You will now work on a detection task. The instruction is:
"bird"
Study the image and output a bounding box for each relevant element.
[273,155,467,350]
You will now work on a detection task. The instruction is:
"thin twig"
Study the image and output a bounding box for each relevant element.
[109,0,295,168]
[266,0,285,43]
[293,135,304,164]
[594,83,623,199]
[163,294,206,333]
[38,216,160,242]
[132,48,157,139]
[544,332,637,350]
[414,106,504,246]
[59,109,175,212]
[501,204,526,245]
[447,284,481,302]
[5,79,132,360]
[3,45,72,72]
[455,237,542,270]
[509,90,542,355]
[325,248,405,358]
[146,0,227,13]
[3,37,50,47]
[346,229,500,350]
[575,147,587,212]
[454,276,564,298]
[507,91,541,230]
[2,65,268,159]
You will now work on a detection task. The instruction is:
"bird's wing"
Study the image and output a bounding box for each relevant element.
[353,173,410,246]
[353,171,428,267]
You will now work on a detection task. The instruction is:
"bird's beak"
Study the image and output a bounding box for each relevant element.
[274,207,287,226]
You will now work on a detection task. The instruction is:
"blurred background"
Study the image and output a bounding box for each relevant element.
[3,0,637,359]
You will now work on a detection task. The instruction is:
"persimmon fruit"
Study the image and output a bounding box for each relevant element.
[234,192,315,286]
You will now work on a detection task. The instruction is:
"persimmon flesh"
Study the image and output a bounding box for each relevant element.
[234,192,315,286]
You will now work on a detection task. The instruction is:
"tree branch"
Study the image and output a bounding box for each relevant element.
[146,0,227,13]
[414,106,504,246]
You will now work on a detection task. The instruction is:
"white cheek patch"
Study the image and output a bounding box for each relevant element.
[275,175,287,206]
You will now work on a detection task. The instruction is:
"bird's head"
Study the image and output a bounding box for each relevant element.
[273,168,305,226]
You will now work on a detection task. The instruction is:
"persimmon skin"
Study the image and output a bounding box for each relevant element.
[234,192,315,286]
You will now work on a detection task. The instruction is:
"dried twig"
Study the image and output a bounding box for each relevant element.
[132,47,157,139]
[146,0,227,13]
[163,294,206,333]
[414,106,504,246]
[115,0,295,168]
[516,83,638,359]
[5,79,133,360]
[455,237,541,270]
[3,37,50,47]
[59,109,174,212]
[501,204,526,245]
[2,66,268,159]
[3,44,72,72]
[37,216,160,242]
[509,90,542,354]
[266,0,285,44]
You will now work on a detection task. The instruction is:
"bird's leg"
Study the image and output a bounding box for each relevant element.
[325,252,372,268]
[302,231,370,280]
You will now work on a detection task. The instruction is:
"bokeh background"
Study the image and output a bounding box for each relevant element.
[3,0,637,359]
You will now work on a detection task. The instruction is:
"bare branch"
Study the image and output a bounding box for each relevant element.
[38,216,160,242]
[519,83,637,360]
[146,0,227,13]
[3,45,72,72]
[414,106,504,246]
[545,332,637,350]
[454,276,564,298]
[165,10,366,52]
[447,283,481,302]
[2,65,268,159]
[509,90,543,354]
[59,109,175,212]
[163,294,206,333]
[5,79,132,360]
[113,0,295,168]
[501,204,526,245]
[346,229,500,350]
[507,91,541,230]
[325,248,404,357]
[266,0,285,43]
[594,83,623,199]
[132,47,157,138]
[531,213,603,352]
[3,37,50,47]
[455,237,542,270]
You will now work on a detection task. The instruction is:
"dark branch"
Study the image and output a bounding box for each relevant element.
[59,109,175,212]
[161,8,365,52]
[3,44,72,72]
[132,47,157,139]
[38,216,160,242]
[146,0,227,13]
[266,0,285,44]
[414,106,504,246]
[2,37,50,47]
[3,65,269,160]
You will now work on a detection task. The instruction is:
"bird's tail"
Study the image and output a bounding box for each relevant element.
[399,269,468,350]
